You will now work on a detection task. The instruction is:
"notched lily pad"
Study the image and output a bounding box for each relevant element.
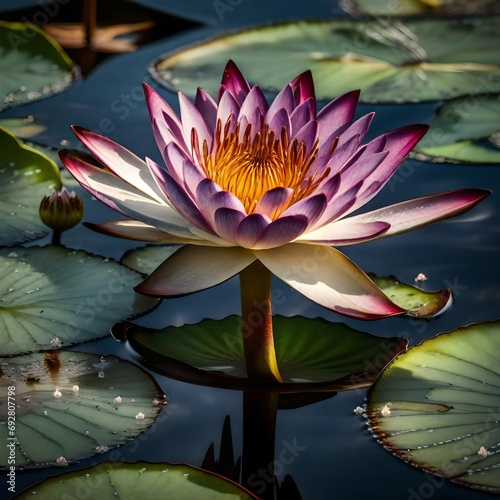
[371,274,452,317]
[150,17,500,103]
[122,244,181,275]
[0,245,159,356]
[0,20,78,110]
[0,127,62,246]
[0,351,164,467]
[366,320,500,493]
[114,315,408,392]
[413,94,500,164]
[17,461,258,498]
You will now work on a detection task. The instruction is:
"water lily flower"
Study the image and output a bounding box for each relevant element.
[60,61,489,382]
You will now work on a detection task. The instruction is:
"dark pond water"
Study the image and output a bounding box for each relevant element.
[2,1,500,499]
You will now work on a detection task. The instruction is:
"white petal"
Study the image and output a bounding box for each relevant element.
[87,220,219,245]
[73,127,164,203]
[62,152,189,232]
[256,244,405,320]
[136,246,256,296]
[296,219,390,245]
[344,189,491,237]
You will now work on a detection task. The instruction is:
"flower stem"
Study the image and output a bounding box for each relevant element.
[239,260,283,383]
[52,229,61,246]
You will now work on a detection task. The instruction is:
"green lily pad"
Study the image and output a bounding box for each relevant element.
[341,0,500,16]
[0,351,164,467]
[0,116,47,139]
[341,0,440,16]
[17,461,257,499]
[0,117,60,164]
[0,127,62,246]
[413,94,500,164]
[114,315,408,392]
[150,17,500,103]
[0,20,77,110]
[371,275,452,317]
[0,246,159,356]
[122,244,181,275]
[366,320,500,493]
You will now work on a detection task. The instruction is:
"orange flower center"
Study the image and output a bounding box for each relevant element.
[194,119,331,218]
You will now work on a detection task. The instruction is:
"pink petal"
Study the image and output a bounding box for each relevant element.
[216,91,240,133]
[181,156,206,200]
[85,220,207,244]
[314,135,362,178]
[317,90,360,146]
[238,86,269,124]
[281,194,327,229]
[292,119,318,152]
[239,108,264,141]
[136,245,255,296]
[143,83,187,150]
[60,150,189,231]
[195,179,246,228]
[162,141,194,185]
[72,126,163,202]
[252,216,309,249]
[342,124,429,216]
[196,178,221,214]
[289,98,315,136]
[313,113,375,175]
[235,213,270,248]
[195,87,217,130]
[213,208,245,242]
[345,188,491,237]
[297,220,390,245]
[338,151,389,194]
[178,92,212,153]
[266,85,294,124]
[218,60,251,105]
[59,150,124,215]
[146,157,213,233]
[316,174,341,202]
[255,187,293,219]
[339,113,375,149]
[209,190,247,216]
[151,117,185,178]
[257,244,406,320]
[290,70,315,105]
[267,107,291,137]
[311,184,360,229]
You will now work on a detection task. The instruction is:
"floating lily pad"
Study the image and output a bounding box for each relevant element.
[412,94,500,164]
[371,274,452,317]
[366,320,500,493]
[114,315,408,392]
[0,116,47,139]
[0,117,60,165]
[150,17,500,103]
[122,244,181,275]
[0,127,62,246]
[0,246,159,356]
[0,351,164,467]
[341,0,500,16]
[0,20,77,110]
[17,461,257,498]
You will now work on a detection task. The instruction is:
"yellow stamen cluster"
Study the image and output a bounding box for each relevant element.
[196,119,331,218]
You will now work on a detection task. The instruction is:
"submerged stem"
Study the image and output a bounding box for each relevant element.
[239,260,283,383]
